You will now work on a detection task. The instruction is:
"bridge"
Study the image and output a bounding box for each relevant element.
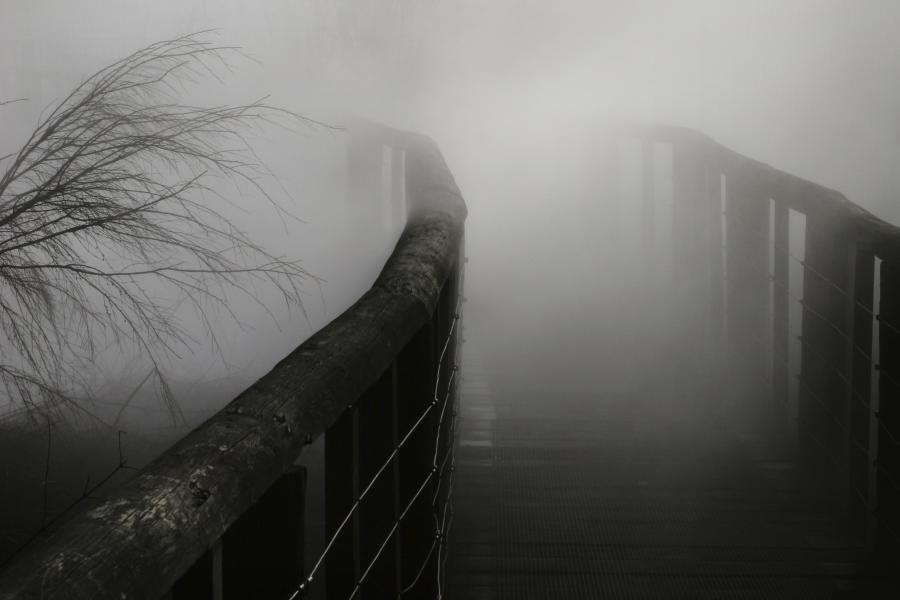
[0,122,898,599]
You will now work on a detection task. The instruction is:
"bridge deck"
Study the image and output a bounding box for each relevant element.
[447,278,892,599]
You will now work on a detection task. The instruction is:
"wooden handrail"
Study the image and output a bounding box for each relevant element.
[632,123,900,258]
[0,124,466,599]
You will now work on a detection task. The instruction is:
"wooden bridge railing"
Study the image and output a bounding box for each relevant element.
[0,122,466,599]
[634,124,900,561]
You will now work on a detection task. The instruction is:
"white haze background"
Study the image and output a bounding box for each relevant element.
[2,0,900,432]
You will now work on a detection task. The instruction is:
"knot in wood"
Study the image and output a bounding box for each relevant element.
[188,468,214,506]
[188,480,211,506]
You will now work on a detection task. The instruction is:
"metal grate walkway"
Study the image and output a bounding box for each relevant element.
[447,310,894,599]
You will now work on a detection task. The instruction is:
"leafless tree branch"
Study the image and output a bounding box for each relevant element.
[0,31,328,422]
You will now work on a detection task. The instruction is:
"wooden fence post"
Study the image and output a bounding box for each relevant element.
[723,169,770,382]
[706,164,726,355]
[391,362,404,594]
[220,467,306,599]
[671,140,709,348]
[325,406,360,599]
[797,215,853,484]
[877,258,900,559]
[849,247,876,538]
[170,549,214,600]
[771,200,790,409]
[672,141,705,279]
[397,320,437,598]
[358,367,400,596]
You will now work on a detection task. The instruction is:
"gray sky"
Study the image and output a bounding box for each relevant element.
[4,1,900,214]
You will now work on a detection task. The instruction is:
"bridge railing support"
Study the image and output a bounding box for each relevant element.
[0,122,466,600]
[631,124,900,561]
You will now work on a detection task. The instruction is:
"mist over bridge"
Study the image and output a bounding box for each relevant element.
[0,122,898,599]
[448,125,900,599]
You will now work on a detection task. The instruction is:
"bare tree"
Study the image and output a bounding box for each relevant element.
[0,32,322,422]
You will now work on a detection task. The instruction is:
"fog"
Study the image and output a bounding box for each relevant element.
[0,0,888,450]
[2,0,900,568]
[0,2,891,434]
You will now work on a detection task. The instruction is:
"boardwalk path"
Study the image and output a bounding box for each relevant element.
[447,273,891,599]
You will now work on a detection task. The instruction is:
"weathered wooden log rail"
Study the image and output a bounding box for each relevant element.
[0,122,466,599]
[634,124,900,562]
